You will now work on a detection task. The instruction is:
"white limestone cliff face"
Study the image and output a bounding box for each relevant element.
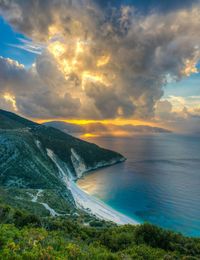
[70,148,87,178]
[70,148,125,179]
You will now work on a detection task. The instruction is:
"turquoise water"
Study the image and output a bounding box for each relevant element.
[77,134,200,237]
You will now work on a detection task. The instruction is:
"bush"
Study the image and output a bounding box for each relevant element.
[0,204,200,259]
[135,223,200,257]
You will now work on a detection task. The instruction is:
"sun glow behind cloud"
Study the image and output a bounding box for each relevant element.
[96,55,110,67]
[36,118,156,126]
[182,58,199,77]
[43,7,200,123]
[3,93,18,111]
[36,117,167,138]
[47,38,112,91]
[83,133,100,138]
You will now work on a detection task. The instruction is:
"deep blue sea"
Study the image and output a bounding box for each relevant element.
[77,134,200,237]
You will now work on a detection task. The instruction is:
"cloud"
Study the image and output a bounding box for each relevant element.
[0,56,80,118]
[0,0,200,123]
[155,100,173,120]
[155,98,200,133]
[166,95,200,113]
[8,38,45,54]
[95,0,200,13]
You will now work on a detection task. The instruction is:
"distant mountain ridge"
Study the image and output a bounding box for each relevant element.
[44,120,172,136]
[44,121,84,134]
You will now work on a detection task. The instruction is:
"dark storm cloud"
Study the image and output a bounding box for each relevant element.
[0,0,200,121]
[95,0,200,13]
[0,0,65,40]
[0,55,80,118]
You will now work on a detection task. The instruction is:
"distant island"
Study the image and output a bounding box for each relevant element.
[44,120,172,137]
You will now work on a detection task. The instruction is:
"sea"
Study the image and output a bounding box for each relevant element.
[77,134,200,237]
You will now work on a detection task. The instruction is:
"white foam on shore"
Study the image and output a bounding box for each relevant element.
[47,149,139,225]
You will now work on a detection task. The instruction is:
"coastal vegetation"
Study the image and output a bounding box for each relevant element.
[0,202,200,259]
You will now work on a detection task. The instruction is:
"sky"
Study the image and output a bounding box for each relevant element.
[0,0,200,135]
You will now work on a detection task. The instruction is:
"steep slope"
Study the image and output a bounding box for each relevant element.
[31,125,125,177]
[0,109,37,129]
[0,109,125,218]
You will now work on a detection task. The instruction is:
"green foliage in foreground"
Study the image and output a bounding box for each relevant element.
[0,204,200,259]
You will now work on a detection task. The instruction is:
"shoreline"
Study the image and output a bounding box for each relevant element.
[70,179,139,225]
[47,148,139,225]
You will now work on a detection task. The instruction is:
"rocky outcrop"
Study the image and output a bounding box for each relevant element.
[70,148,126,179]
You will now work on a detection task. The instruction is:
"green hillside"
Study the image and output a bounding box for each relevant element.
[0,109,124,217]
[0,109,37,129]
[0,109,200,259]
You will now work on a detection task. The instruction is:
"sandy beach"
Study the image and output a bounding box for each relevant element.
[68,179,138,225]
[47,148,138,225]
